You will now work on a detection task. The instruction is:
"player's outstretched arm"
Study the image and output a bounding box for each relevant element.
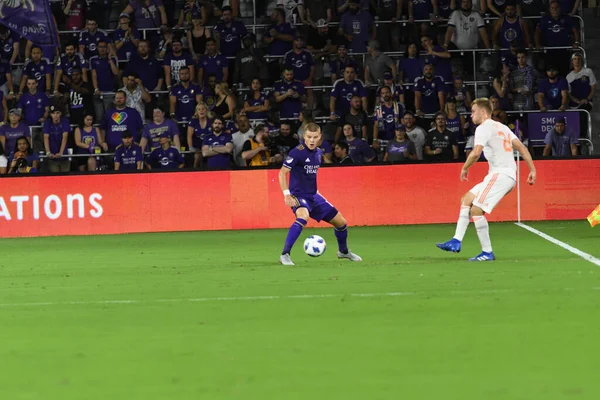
[279,166,297,207]
[512,138,537,185]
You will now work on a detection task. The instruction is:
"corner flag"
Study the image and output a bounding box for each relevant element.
[587,204,600,228]
[0,0,59,48]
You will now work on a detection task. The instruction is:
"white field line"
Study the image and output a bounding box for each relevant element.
[515,222,600,267]
[1,288,600,308]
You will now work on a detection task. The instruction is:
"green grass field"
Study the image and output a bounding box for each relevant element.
[1,221,600,400]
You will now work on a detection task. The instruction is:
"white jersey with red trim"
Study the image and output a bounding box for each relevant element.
[474,118,518,180]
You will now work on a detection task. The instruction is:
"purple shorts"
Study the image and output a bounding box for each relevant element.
[292,193,338,222]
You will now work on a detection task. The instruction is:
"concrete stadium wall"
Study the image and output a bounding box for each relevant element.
[1,160,599,238]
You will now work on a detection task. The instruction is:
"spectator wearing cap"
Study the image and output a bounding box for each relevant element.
[187,10,212,60]
[121,71,152,122]
[241,124,282,167]
[214,6,248,60]
[492,1,530,50]
[58,67,94,126]
[373,86,404,150]
[114,130,144,171]
[333,141,353,164]
[78,18,115,60]
[338,0,375,55]
[54,43,89,96]
[20,45,53,95]
[509,48,538,110]
[124,40,164,94]
[420,35,452,87]
[376,71,404,106]
[146,132,185,170]
[234,34,269,87]
[335,94,368,142]
[305,1,332,29]
[535,1,580,78]
[163,36,195,92]
[403,110,426,160]
[274,66,307,120]
[284,35,316,110]
[424,111,459,161]
[100,90,144,151]
[43,105,71,173]
[374,0,401,52]
[364,40,397,88]
[384,124,417,162]
[306,19,339,61]
[202,116,233,170]
[113,13,141,65]
[74,111,105,172]
[329,44,359,83]
[446,76,472,114]
[90,39,119,118]
[264,8,295,82]
[537,64,568,112]
[341,122,376,163]
[122,0,168,31]
[0,109,31,156]
[414,63,446,118]
[198,38,228,87]
[169,66,202,127]
[330,65,367,119]
[444,0,490,77]
[63,0,89,31]
[543,117,578,157]
[7,136,39,173]
[141,107,181,152]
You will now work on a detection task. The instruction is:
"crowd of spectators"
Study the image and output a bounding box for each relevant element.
[0,0,596,175]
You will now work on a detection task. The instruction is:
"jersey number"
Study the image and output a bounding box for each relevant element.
[497,131,513,152]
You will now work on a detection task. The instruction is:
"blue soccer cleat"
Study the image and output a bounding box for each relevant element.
[469,251,496,262]
[436,238,462,253]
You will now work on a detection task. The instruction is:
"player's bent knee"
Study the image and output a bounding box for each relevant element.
[328,212,346,228]
[296,208,310,220]
[461,192,475,207]
[470,206,484,217]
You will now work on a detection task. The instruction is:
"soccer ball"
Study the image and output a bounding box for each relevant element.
[304,235,326,257]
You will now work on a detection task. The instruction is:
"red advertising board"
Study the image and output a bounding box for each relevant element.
[1,160,599,238]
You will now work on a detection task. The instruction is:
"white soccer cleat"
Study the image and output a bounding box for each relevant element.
[337,250,362,261]
[279,254,295,266]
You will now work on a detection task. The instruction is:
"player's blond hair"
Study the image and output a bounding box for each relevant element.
[305,122,321,135]
[472,98,492,115]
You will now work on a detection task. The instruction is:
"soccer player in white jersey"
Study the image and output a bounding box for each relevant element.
[436,98,536,261]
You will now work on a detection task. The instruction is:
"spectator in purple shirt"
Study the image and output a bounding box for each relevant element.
[263,7,295,82]
[338,0,375,55]
[53,43,89,95]
[537,64,569,112]
[90,39,119,122]
[122,0,168,30]
[329,65,367,118]
[197,38,228,86]
[274,66,307,120]
[169,66,202,125]
[202,115,233,169]
[20,46,52,94]
[100,90,144,150]
[414,63,446,117]
[17,78,49,128]
[7,136,39,172]
[43,105,71,173]
[0,26,20,66]
[284,35,315,109]
[163,36,195,91]
[214,6,247,58]
[114,130,144,171]
[124,40,164,93]
[0,109,31,156]
[141,107,181,151]
[79,18,115,60]
[146,132,185,170]
[341,122,376,163]
[74,111,107,172]
[543,117,578,157]
[113,13,141,64]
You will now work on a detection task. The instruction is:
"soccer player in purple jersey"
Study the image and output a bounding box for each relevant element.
[278,122,362,265]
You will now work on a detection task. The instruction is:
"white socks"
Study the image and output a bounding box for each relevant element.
[453,205,471,242]
[473,216,493,252]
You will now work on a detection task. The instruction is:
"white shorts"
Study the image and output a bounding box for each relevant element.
[469,173,515,214]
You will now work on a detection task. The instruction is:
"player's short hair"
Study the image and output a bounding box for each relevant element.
[472,98,492,114]
[305,123,321,135]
